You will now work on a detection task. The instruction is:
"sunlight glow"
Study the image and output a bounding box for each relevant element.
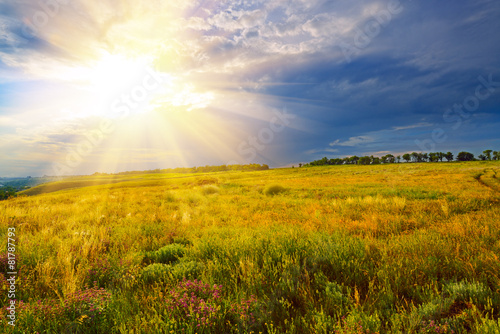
[58,52,217,119]
[153,84,215,112]
[87,54,151,94]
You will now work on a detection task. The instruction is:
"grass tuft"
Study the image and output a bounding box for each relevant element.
[263,184,287,196]
[202,185,220,195]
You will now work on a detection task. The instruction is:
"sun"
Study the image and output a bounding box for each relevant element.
[88,53,153,94]
[70,52,214,118]
[86,54,167,116]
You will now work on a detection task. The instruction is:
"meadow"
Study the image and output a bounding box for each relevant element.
[1,161,500,333]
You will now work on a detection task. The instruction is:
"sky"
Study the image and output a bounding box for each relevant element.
[0,0,499,177]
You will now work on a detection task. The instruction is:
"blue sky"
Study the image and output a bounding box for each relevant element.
[0,0,499,176]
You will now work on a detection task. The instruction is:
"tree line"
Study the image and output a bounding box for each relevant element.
[304,150,499,167]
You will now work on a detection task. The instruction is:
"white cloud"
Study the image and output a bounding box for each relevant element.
[302,13,353,38]
[392,122,432,131]
[306,148,339,155]
[0,115,26,128]
[329,136,374,147]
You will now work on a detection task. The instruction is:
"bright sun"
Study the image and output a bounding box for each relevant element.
[71,53,214,118]
[89,54,151,93]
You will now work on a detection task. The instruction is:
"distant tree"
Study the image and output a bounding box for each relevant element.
[0,186,17,201]
[396,155,401,163]
[350,156,360,165]
[422,153,429,162]
[483,150,492,161]
[456,151,474,161]
[411,152,420,162]
[429,153,439,162]
[493,151,500,161]
[478,154,486,161]
[380,154,395,164]
[445,152,454,162]
[372,157,381,164]
[299,163,302,168]
[437,152,445,162]
[402,153,411,163]
[358,156,372,165]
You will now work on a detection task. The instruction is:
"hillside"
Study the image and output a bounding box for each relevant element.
[1,162,499,333]
[19,173,217,196]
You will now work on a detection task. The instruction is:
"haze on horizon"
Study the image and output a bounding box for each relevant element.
[0,0,499,177]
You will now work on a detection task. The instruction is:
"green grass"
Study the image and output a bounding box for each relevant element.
[1,161,499,333]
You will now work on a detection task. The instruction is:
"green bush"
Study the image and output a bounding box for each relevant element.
[443,281,491,305]
[144,243,186,264]
[264,184,287,196]
[415,298,455,320]
[170,260,204,280]
[324,281,352,313]
[165,191,177,202]
[140,261,204,283]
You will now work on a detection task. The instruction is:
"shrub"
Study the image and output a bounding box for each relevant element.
[264,184,287,196]
[186,193,203,205]
[443,281,491,305]
[144,243,186,264]
[140,261,204,283]
[202,185,220,195]
[165,191,177,202]
[324,281,352,313]
[416,298,455,321]
[170,260,204,280]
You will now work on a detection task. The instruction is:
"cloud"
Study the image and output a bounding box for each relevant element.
[392,122,432,131]
[330,136,374,147]
[370,150,390,156]
[305,148,339,155]
[0,115,25,127]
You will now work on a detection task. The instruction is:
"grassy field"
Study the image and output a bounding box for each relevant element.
[1,162,500,333]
